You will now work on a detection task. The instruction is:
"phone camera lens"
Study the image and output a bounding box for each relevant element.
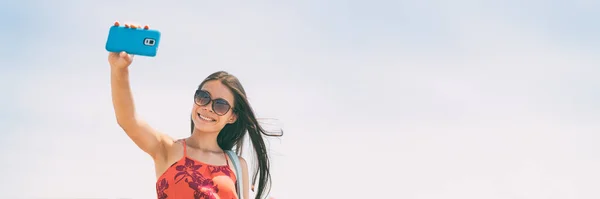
[144,38,155,46]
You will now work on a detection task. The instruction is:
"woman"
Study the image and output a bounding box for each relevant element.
[109,36,281,199]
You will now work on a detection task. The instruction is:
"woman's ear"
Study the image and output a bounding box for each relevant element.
[228,113,238,124]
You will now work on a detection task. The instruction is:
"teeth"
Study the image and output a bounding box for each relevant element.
[198,113,214,121]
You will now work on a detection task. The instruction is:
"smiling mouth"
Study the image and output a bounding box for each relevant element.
[198,113,216,122]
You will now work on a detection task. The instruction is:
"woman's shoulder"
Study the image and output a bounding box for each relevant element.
[165,137,188,148]
[159,136,186,157]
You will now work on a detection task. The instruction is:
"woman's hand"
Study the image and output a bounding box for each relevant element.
[107,22,148,70]
[108,51,134,70]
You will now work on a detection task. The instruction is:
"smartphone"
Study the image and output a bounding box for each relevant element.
[105,24,161,57]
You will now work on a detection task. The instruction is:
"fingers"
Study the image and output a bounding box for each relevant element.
[118,22,149,29]
[125,54,133,62]
[113,21,149,28]
[109,21,147,60]
[109,52,122,58]
[108,52,117,60]
[119,51,134,62]
[120,51,132,59]
[108,51,126,57]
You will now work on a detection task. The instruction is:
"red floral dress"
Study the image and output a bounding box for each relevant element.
[156,140,238,199]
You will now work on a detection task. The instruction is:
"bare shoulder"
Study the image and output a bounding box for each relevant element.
[152,135,183,178]
[162,136,186,156]
[159,133,177,148]
[152,133,176,162]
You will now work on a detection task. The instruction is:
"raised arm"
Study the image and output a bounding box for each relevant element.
[109,51,172,160]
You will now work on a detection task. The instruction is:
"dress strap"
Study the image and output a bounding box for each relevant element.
[224,152,230,166]
[181,139,188,157]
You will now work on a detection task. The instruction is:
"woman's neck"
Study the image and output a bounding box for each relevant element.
[187,130,223,153]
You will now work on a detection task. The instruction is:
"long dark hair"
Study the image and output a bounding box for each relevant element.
[190,71,283,199]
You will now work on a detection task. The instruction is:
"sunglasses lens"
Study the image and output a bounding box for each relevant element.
[213,99,231,115]
[195,90,211,105]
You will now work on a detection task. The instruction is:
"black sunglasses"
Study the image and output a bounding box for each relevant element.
[194,90,232,116]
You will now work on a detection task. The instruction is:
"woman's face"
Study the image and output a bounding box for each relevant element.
[191,80,238,134]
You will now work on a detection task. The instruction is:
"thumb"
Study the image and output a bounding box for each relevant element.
[119,51,134,62]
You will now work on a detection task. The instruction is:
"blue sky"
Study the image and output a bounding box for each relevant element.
[1,0,599,198]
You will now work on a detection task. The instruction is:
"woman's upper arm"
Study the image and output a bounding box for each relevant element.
[121,117,173,160]
[239,156,250,199]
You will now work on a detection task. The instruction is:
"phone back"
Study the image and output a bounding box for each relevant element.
[105,26,161,57]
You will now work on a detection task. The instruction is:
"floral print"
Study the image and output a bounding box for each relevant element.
[174,158,203,183]
[156,178,169,199]
[208,165,232,177]
[155,140,237,199]
[189,177,220,199]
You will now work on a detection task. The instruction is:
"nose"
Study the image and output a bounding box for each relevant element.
[202,100,214,113]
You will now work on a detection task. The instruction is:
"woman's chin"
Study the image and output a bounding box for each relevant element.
[193,123,218,133]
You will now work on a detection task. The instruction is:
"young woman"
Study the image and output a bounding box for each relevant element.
[109,33,281,199]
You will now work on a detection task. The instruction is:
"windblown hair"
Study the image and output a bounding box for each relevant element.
[190,71,283,199]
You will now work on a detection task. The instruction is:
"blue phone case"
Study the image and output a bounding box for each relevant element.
[105,25,161,57]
